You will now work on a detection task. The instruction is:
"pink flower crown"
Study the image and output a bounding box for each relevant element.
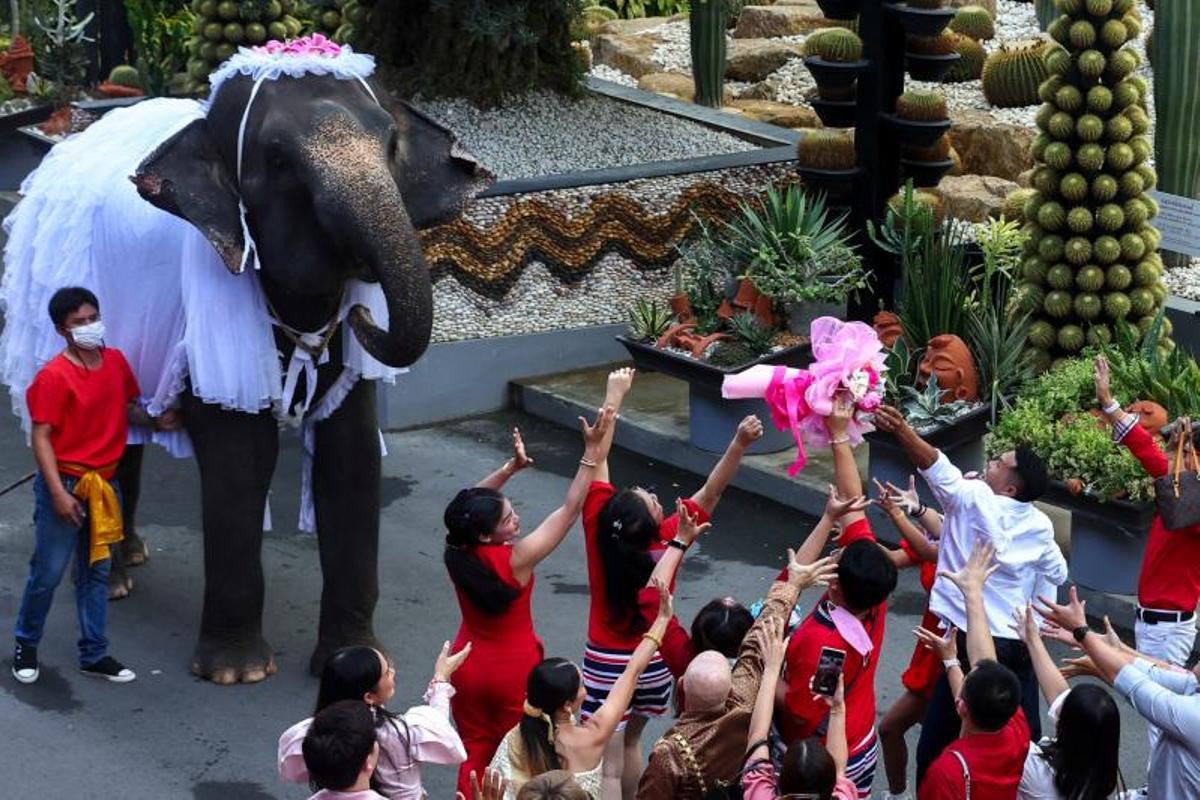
[253,33,345,58]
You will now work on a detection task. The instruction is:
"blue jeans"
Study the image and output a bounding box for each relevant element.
[13,473,118,667]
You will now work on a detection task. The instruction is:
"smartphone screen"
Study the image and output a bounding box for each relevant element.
[812,646,846,696]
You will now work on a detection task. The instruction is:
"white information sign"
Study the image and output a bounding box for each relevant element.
[1150,190,1200,258]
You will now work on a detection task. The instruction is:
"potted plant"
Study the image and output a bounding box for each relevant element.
[722,184,869,336]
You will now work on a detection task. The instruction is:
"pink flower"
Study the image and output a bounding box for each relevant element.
[253,33,345,58]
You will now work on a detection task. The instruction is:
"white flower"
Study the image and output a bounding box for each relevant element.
[846,369,870,401]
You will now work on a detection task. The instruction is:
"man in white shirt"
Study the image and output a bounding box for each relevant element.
[873,405,1068,788]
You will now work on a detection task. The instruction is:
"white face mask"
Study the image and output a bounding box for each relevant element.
[70,320,106,350]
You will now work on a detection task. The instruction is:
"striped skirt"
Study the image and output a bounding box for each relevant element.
[580,641,673,732]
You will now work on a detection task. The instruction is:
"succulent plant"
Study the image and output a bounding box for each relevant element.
[627,299,674,342]
[907,30,958,56]
[804,27,864,61]
[900,375,975,432]
[107,64,142,88]
[1003,188,1038,221]
[887,189,942,219]
[895,90,948,121]
[708,340,762,369]
[981,40,1053,108]
[903,135,953,162]
[949,5,995,40]
[728,311,776,355]
[796,130,857,170]
[943,34,986,82]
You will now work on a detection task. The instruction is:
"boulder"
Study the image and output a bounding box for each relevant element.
[947,110,1035,181]
[733,2,829,38]
[946,0,995,14]
[730,99,820,128]
[593,33,663,79]
[639,72,735,103]
[726,38,804,81]
[735,79,780,100]
[931,174,1020,222]
[598,16,674,36]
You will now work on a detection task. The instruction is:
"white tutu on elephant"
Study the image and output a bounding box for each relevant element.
[0,42,402,532]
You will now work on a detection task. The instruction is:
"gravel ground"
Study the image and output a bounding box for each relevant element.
[1162,256,1200,301]
[415,90,758,179]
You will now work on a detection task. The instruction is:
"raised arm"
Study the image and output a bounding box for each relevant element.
[638,500,711,678]
[1094,356,1169,477]
[1012,604,1069,707]
[887,474,943,537]
[583,583,673,745]
[595,368,635,484]
[874,477,939,564]
[745,615,789,767]
[690,415,764,515]
[475,427,534,490]
[792,485,872,566]
[940,540,999,665]
[827,393,866,525]
[873,405,938,470]
[915,624,963,699]
[510,406,615,578]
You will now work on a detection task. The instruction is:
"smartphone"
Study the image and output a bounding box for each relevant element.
[812,646,846,696]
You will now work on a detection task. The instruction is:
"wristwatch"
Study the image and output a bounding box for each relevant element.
[667,538,689,552]
[1072,625,1091,643]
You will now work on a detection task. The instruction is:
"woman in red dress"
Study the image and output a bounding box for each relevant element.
[444,403,616,797]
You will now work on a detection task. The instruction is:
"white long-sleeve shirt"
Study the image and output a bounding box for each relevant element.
[1114,659,1200,799]
[920,452,1069,639]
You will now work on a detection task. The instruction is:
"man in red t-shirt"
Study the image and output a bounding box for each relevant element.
[12,287,179,685]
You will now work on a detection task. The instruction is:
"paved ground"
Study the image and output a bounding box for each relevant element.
[0,404,1150,799]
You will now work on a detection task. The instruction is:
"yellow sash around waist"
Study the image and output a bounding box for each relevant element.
[60,462,123,566]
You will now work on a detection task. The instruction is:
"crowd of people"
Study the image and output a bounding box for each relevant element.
[12,288,1200,800]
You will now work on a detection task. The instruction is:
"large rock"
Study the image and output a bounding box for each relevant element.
[598,16,674,36]
[946,0,995,14]
[948,110,1035,181]
[593,33,663,79]
[638,72,735,104]
[726,39,804,81]
[730,99,820,128]
[733,2,829,38]
[932,174,1020,222]
[735,79,780,100]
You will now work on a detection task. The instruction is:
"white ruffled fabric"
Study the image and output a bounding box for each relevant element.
[208,45,375,103]
[1,94,403,531]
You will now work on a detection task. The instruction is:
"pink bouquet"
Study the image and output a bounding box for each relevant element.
[722,317,885,475]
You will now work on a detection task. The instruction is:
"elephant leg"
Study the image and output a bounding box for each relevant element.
[181,391,280,685]
[308,378,382,675]
[107,445,146,601]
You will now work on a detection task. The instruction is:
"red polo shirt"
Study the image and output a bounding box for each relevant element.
[1121,424,1200,612]
[919,708,1031,800]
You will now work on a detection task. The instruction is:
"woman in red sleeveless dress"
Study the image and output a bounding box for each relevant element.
[444,403,616,797]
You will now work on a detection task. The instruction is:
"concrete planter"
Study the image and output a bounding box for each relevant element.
[1041,484,1154,595]
[864,404,990,543]
[617,335,812,454]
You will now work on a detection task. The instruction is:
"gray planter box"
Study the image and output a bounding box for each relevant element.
[1042,484,1154,595]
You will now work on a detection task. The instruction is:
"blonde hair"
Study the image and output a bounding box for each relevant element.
[515,770,589,800]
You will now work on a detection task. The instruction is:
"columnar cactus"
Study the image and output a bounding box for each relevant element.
[690,0,728,108]
[1152,0,1200,269]
[1017,0,1169,365]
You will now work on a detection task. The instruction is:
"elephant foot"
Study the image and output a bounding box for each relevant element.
[107,571,133,601]
[120,531,149,567]
[308,631,383,677]
[191,635,278,685]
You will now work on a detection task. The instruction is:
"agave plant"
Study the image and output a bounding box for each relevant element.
[627,298,674,342]
[1102,311,1200,418]
[900,375,975,432]
[722,185,867,305]
[727,311,775,356]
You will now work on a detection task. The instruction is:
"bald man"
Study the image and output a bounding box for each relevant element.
[637,562,826,800]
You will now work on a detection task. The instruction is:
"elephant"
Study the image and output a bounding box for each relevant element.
[0,48,492,683]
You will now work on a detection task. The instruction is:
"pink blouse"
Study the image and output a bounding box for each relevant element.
[741,763,858,800]
[280,682,466,800]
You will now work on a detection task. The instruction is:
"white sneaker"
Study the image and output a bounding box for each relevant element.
[12,642,38,684]
[80,655,136,683]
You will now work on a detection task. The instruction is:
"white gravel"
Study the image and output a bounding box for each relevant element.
[415,91,757,180]
[1162,256,1200,302]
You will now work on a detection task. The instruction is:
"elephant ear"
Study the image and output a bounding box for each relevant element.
[131,118,245,274]
[391,98,494,230]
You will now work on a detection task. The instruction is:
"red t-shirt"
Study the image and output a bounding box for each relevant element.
[779,517,886,753]
[583,481,710,649]
[26,349,140,472]
[1122,424,1200,611]
[900,537,938,594]
[919,708,1031,800]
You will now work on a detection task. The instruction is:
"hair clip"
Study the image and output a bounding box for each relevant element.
[612,519,623,531]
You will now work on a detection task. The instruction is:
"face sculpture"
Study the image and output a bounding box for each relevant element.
[872,310,903,348]
[919,334,980,402]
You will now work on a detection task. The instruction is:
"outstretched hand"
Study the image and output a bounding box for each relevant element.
[938,539,998,600]
[607,367,636,403]
[580,404,617,451]
[1035,585,1088,634]
[1094,356,1114,408]
[651,578,674,624]
[914,624,958,662]
[435,640,472,682]
[825,391,854,437]
[825,483,872,520]
[735,414,765,447]
[787,549,838,590]
[510,427,533,471]
[457,768,508,800]
[674,498,712,546]
[762,614,788,673]
[1010,603,1039,646]
[1059,654,1101,680]
[872,405,909,436]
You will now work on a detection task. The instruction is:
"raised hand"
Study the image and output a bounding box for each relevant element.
[762,614,788,673]
[1094,355,1113,408]
[674,498,712,546]
[606,367,636,403]
[914,624,958,662]
[873,405,909,435]
[736,414,765,447]
[651,578,674,624]
[580,405,617,451]
[1010,603,1039,645]
[787,550,838,590]
[872,477,903,519]
[1035,585,1088,634]
[825,391,854,437]
[824,483,872,520]
[1038,620,1079,649]
[817,672,846,711]
[938,539,998,599]
[1059,654,1101,680]
[510,427,533,472]
[887,475,922,514]
[465,768,509,800]
[435,640,472,682]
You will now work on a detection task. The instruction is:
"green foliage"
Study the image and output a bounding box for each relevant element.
[626,298,674,341]
[708,340,761,369]
[673,213,736,335]
[1101,312,1200,417]
[723,185,868,305]
[883,336,916,402]
[0,72,12,102]
[727,311,775,354]
[124,1,194,97]
[599,0,688,19]
[32,0,93,103]
[901,375,977,432]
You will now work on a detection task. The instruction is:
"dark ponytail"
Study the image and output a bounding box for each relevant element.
[444,488,519,615]
[596,490,659,635]
[518,658,580,778]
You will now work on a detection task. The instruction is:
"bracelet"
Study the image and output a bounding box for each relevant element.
[642,632,662,649]
[909,504,927,519]
[830,435,850,445]
[667,538,689,552]
[942,659,961,670]
[1102,399,1121,415]
[579,457,597,468]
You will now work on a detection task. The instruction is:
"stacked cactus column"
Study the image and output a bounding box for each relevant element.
[690,0,728,108]
[1015,0,1169,368]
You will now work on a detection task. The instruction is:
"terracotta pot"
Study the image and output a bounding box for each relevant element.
[1065,478,1085,496]
[669,293,693,322]
[716,299,735,320]
[1128,400,1169,434]
[733,279,761,310]
[918,334,979,402]
[39,106,73,136]
[872,310,904,348]
[751,293,775,327]
[96,81,144,98]
[0,36,34,93]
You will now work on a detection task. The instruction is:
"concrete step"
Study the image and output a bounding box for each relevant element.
[512,365,863,519]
